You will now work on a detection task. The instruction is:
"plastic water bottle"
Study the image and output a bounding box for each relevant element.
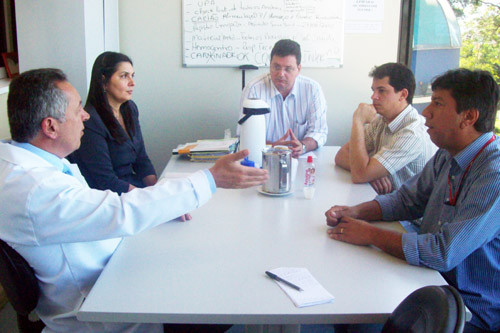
[303,156,316,199]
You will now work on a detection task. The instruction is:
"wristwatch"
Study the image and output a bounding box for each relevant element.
[301,141,306,154]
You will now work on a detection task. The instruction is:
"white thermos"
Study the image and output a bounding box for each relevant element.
[238,99,270,167]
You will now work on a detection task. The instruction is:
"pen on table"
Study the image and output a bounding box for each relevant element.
[265,271,303,291]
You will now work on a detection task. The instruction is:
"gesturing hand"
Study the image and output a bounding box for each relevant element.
[209,150,268,189]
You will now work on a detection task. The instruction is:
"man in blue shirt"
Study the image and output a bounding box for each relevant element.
[325,68,499,332]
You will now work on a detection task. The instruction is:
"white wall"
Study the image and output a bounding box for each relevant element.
[104,0,120,51]
[16,0,118,103]
[16,1,89,100]
[119,0,402,172]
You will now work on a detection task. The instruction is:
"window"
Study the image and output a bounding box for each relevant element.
[399,0,500,126]
[400,0,461,112]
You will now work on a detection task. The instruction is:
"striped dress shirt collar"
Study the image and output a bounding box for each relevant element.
[453,132,496,170]
[387,104,413,133]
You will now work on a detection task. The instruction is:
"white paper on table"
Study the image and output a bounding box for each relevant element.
[269,267,334,308]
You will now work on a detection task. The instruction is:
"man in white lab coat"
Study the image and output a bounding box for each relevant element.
[0,68,268,332]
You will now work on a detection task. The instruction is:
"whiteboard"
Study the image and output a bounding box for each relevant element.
[182,0,344,68]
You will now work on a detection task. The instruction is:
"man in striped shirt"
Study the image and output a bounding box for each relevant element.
[238,39,328,158]
[335,63,436,194]
[326,68,500,332]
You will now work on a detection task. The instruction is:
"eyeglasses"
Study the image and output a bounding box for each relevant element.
[271,64,297,74]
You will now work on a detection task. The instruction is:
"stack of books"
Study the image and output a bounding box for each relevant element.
[173,138,238,162]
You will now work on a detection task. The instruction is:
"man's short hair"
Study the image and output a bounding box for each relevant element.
[432,68,499,133]
[369,63,416,104]
[8,68,68,142]
[270,39,301,65]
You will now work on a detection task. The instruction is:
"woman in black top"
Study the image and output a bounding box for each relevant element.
[70,52,157,194]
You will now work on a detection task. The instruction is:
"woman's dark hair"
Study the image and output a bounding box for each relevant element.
[86,52,135,143]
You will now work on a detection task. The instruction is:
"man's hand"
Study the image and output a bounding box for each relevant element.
[209,150,268,189]
[143,174,158,187]
[353,103,377,125]
[369,176,393,194]
[176,213,192,222]
[326,216,405,260]
[325,205,358,227]
[326,216,375,246]
[273,129,303,158]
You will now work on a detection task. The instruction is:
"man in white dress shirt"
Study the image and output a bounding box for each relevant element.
[238,39,328,158]
[0,69,267,332]
[335,63,436,194]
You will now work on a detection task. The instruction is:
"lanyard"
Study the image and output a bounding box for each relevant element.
[447,134,496,206]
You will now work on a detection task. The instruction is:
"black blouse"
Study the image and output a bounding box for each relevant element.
[69,101,156,194]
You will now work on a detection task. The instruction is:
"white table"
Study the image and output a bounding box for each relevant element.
[77,146,447,326]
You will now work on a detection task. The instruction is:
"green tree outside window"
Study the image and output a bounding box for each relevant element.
[450,0,500,133]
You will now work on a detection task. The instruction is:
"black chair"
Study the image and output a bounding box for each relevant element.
[382,285,465,333]
[0,239,45,333]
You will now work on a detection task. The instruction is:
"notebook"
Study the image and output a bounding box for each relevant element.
[267,267,334,307]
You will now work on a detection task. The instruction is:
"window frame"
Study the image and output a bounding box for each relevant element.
[398,0,416,66]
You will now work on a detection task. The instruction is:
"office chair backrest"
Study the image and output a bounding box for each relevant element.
[0,238,39,315]
[382,285,466,333]
[442,285,466,333]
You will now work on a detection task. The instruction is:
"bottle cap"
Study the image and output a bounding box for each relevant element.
[240,157,255,167]
[307,156,313,163]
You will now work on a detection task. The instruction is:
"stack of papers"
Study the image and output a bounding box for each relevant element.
[268,267,334,308]
[173,138,238,162]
